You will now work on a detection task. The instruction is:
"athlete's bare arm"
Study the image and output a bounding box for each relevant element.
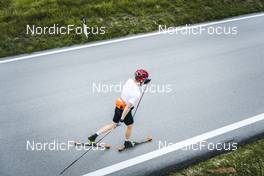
[121,103,133,121]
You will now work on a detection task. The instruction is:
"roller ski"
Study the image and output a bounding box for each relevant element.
[118,136,153,152]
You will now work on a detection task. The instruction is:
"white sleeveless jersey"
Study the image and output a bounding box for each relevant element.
[121,79,141,106]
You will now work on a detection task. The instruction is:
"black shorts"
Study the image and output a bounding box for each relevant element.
[113,107,134,125]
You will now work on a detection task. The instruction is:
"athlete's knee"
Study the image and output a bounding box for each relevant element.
[112,123,118,128]
[127,124,133,129]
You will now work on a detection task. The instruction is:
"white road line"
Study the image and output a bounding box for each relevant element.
[1,13,264,64]
[82,113,264,176]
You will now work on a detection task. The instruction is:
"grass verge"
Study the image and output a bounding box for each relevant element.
[0,0,264,58]
[168,138,264,176]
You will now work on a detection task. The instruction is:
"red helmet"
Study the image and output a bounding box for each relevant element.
[135,69,149,82]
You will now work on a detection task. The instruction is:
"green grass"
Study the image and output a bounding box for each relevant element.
[168,138,264,176]
[0,0,264,58]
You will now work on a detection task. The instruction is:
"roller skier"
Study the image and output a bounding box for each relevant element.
[88,69,151,149]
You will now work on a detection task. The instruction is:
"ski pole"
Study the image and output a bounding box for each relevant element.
[133,79,151,117]
[60,78,151,175]
[59,128,113,175]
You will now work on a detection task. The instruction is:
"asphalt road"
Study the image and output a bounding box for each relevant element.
[1,14,264,176]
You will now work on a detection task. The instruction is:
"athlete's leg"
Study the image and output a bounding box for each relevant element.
[123,124,134,148]
[89,107,121,143]
[96,122,117,135]
[88,122,117,143]
[125,124,133,140]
